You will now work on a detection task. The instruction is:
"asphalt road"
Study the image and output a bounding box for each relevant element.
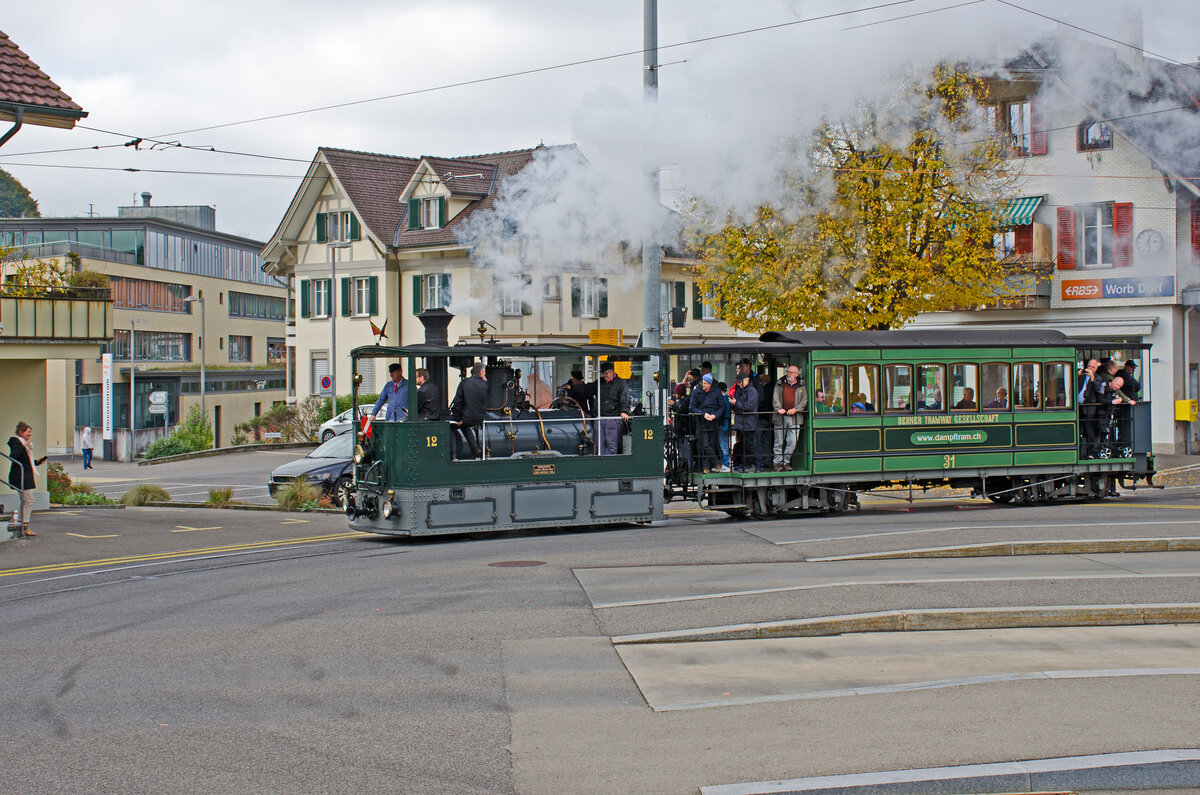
[3,476,1199,793]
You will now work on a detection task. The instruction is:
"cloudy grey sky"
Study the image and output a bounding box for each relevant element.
[2,0,1196,241]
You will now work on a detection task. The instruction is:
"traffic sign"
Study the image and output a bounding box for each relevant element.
[149,390,168,405]
[321,375,332,391]
[148,404,167,415]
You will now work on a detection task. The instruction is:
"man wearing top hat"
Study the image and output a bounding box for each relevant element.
[595,361,632,455]
[372,363,409,421]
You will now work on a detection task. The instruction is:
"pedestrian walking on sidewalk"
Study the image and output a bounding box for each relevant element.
[7,421,47,537]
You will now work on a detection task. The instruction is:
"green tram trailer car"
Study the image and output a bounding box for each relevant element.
[666,329,1156,517]
[344,340,666,536]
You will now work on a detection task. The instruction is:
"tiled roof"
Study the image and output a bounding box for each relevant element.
[319,148,419,244]
[0,29,85,120]
[421,156,497,197]
[392,147,543,248]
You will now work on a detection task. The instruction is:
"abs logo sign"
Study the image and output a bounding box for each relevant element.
[1061,279,1102,300]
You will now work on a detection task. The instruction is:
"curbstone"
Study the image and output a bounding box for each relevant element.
[136,441,316,466]
[810,536,1200,561]
[611,603,1200,645]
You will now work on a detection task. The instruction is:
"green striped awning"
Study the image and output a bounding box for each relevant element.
[999,195,1043,226]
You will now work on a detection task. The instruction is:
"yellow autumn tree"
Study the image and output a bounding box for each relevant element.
[687,65,1017,332]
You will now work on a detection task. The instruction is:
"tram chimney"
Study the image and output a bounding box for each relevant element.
[418,308,453,416]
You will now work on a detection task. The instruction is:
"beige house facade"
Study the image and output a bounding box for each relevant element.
[262,145,747,406]
[908,45,1200,454]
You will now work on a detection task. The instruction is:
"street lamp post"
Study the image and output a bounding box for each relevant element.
[328,241,352,412]
[128,317,146,461]
[184,294,207,446]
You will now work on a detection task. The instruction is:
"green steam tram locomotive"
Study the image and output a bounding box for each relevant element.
[343,323,1154,536]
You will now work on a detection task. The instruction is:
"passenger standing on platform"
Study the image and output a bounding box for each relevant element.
[596,362,632,455]
[1120,360,1141,400]
[730,373,762,471]
[373,363,409,421]
[415,368,440,421]
[690,374,723,472]
[772,365,807,471]
[450,362,489,459]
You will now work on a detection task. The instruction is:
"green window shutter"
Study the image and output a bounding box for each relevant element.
[598,278,608,318]
[349,213,361,241]
[438,197,447,228]
[315,213,326,243]
[718,291,725,320]
[300,279,310,318]
[412,274,423,314]
[521,274,532,315]
[408,199,420,230]
[570,277,581,317]
[368,276,378,315]
[340,277,351,316]
[439,273,451,307]
[675,281,685,308]
[692,282,702,320]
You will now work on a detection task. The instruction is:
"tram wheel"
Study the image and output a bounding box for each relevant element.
[987,493,1014,504]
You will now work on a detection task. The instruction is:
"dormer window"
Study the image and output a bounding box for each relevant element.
[408,196,447,230]
[1077,119,1112,151]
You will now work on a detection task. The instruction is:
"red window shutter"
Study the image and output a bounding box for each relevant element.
[1113,202,1133,267]
[1056,207,1075,269]
[1030,98,1048,156]
[1192,203,1200,263]
[1014,224,1033,255]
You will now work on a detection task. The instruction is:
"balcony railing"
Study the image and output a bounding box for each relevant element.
[0,286,113,341]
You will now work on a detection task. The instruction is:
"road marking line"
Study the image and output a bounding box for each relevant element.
[171,525,222,533]
[65,532,119,539]
[280,518,310,525]
[0,532,369,577]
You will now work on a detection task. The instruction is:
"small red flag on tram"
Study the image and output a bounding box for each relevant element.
[361,414,373,439]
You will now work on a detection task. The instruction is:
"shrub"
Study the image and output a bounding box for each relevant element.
[120,483,171,506]
[144,436,190,460]
[46,462,72,503]
[285,396,325,442]
[275,476,320,512]
[63,491,113,505]
[68,269,110,290]
[71,481,95,494]
[206,487,233,507]
[174,404,214,451]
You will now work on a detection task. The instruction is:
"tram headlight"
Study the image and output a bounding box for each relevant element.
[381,500,398,520]
[353,444,365,464]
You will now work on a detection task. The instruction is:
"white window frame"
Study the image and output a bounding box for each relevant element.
[312,278,330,318]
[578,278,597,318]
[543,275,561,301]
[340,211,355,239]
[701,285,719,321]
[423,273,449,310]
[1007,101,1031,155]
[993,229,1016,260]
[353,276,370,316]
[498,275,524,316]
[421,198,441,230]
[1079,203,1113,269]
[326,212,341,241]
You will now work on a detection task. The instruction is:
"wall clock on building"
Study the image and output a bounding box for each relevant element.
[1135,228,1164,256]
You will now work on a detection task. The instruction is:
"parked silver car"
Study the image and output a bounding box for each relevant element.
[317,405,373,442]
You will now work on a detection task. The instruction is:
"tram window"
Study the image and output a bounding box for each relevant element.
[814,365,845,414]
[847,364,878,414]
[884,364,912,413]
[1013,362,1041,409]
[915,364,945,412]
[981,363,1010,410]
[1044,362,1072,409]
[950,363,979,410]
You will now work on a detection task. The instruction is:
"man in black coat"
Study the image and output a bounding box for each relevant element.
[450,362,489,458]
[1120,360,1141,400]
[415,368,441,421]
[595,362,632,455]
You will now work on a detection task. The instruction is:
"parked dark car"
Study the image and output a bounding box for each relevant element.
[268,432,353,503]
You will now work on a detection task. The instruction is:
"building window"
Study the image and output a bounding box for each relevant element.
[229,291,286,320]
[543,275,561,301]
[113,329,191,362]
[986,99,1045,156]
[110,276,191,312]
[412,273,451,314]
[353,277,370,316]
[1080,203,1114,268]
[1078,119,1112,151]
[407,197,446,231]
[266,337,286,365]
[312,279,330,317]
[315,211,360,242]
[229,335,252,363]
[570,276,608,318]
[496,274,531,316]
